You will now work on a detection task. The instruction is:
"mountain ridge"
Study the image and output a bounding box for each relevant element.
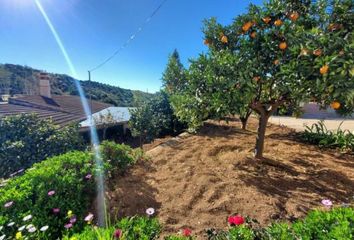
[0,63,154,107]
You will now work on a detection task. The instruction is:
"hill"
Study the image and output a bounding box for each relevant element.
[0,64,154,107]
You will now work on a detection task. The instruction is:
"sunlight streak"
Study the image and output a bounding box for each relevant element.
[34,0,107,227]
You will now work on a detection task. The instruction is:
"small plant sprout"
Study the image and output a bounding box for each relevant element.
[47,190,55,196]
[146,207,155,216]
[40,225,49,232]
[23,214,32,221]
[322,199,333,208]
[4,201,13,208]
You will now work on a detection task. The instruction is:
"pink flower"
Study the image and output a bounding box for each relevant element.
[64,223,73,229]
[183,228,192,237]
[114,229,122,238]
[52,208,60,214]
[84,213,94,222]
[70,216,77,224]
[228,215,245,226]
[85,174,92,180]
[322,199,333,208]
[48,190,55,196]
[4,201,13,208]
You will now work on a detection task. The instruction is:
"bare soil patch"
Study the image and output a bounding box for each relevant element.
[107,117,354,238]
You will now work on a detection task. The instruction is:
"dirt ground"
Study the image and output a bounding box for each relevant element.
[107,117,354,238]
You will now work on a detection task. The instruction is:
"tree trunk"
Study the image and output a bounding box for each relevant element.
[254,112,270,158]
[240,118,247,130]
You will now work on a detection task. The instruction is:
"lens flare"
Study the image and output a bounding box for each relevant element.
[34,0,106,226]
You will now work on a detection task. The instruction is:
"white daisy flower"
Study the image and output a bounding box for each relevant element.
[7,222,15,227]
[23,214,32,221]
[18,225,26,231]
[40,225,49,232]
[28,226,36,233]
[145,207,155,216]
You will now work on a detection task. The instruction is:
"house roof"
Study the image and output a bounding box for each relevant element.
[0,95,111,127]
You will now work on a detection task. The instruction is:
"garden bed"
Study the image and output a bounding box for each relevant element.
[107,117,354,238]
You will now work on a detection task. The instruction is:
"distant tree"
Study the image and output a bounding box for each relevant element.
[0,114,84,178]
[162,50,187,94]
[129,91,185,146]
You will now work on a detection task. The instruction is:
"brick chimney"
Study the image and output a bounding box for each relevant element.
[38,72,51,98]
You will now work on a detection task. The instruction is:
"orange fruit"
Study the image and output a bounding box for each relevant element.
[313,49,322,56]
[262,17,271,24]
[330,101,341,110]
[274,59,280,65]
[274,19,283,27]
[279,42,287,50]
[320,65,329,75]
[220,35,228,43]
[242,21,253,32]
[250,31,257,38]
[204,39,211,46]
[289,12,299,21]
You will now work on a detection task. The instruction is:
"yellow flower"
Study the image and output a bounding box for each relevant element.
[67,210,73,217]
[16,232,22,239]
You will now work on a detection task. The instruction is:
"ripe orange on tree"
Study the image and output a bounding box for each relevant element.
[274,19,283,26]
[204,39,211,46]
[262,16,271,24]
[320,65,329,75]
[279,42,287,50]
[330,101,341,110]
[274,59,280,65]
[221,35,228,43]
[289,12,299,21]
[250,31,257,38]
[242,21,253,32]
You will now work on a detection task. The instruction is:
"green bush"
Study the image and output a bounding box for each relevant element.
[63,216,161,240]
[129,91,186,144]
[100,141,143,174]
[0,142,143,239]
[0,114,84,178]
[301,121,354,152]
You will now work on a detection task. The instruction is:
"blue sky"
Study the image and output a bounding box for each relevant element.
[0,0,262,92]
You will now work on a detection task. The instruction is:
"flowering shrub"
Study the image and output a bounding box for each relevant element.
[63,216,160,240]
[0,114,84,178]
[0,142,143,239]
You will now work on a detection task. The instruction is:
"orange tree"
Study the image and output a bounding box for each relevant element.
[200,0,353,158]
[170,50,254,131]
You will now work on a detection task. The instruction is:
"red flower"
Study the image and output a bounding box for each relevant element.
[114,229,122,238]
[183,228,192,237]
[228,215,245,226]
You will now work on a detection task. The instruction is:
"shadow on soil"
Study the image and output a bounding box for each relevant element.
[236,157,354,217]
[107,160,161,218]
[197,121,253,138]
